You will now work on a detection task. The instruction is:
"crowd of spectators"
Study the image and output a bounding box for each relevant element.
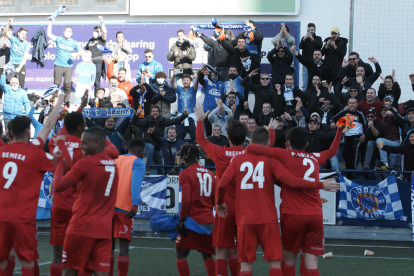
[1,17,413,180]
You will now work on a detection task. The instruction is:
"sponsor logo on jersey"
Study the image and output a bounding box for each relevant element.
[100,263,110,267]
[350,186,387,219]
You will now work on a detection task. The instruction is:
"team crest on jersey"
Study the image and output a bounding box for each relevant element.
[42,172,54,205]
[350,186,387,219]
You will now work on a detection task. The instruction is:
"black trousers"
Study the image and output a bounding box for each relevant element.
[343,134,362,174]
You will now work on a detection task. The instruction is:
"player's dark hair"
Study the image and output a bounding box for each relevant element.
[286,127,308,150]
[64,112,85,135]
[175,143,200,165]
[349,52,359,58]
[9,116,31,140]
[250,127,269,146]
[226,120,248,146]
[129,138,145,152]
[84,127,106,148]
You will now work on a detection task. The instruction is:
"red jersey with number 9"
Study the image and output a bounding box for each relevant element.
[64,152,119,239]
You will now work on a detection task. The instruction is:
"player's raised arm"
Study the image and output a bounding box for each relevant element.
[54,158,85,193]
[194,103,219,159]
[104,138,119,159]
[36,92,65,143]
[320,126,344,161]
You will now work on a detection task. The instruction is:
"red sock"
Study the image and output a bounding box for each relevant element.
[283,264,296,276]
[21,267,34,276]
[269,267,283,276]
[5,255,15,276]
[176,259,190,276]
[109,253,115,276]
[228,255,238,276]
[281,253,285,271]
[34,260,39,276]
[117,256,129,276]
[78,271,92,276]
[239,272,252,276]
[300,254,307,276]
[204,257,215,276]
[0,267,5,276]
[216,259,228,276]
[307,269,320,276]
[49,263,62,276]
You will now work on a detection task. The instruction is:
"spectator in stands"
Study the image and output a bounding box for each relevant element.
[132,106,188,175]
[244,102,273,127]
[136,49,163,84]
[241,69,277,115]
[336,78,363,105]
[170,71,198,141]
[157,127,185,175]
[106,60,134,107]
[357,88,383,123]
[392,107,414,145]
[239,112,249,126]
[299,23,323,90]
[362,109,383,171]
[129,78,155,117]
[84,16,107,93]
[306,118,337,153]
[410,74,414,92]
[110,31,133,81]
[47,20,84,95]
[309,86,341,132]
[292,46,335,90]
[204,124,230,168]
[375,106,402,171]
[0,69,31,131]
[38,92,58,124]
[167,29,196,77]
[343,52,374,79]
[289,99,310,128]
[223,66,245,102]
[339,57,381,96]
[267,39,293,86]
[275,74,304,114]
[274,115,294,148]
[104,76,129,107]
[89,88,111,108]
[322,27,348,90]
[222,37,254,84]
[151,71,177,119]
[207,98,233,136]
[303,75,330,109]
[0,22,12,99]
[330,97,367,179]
[271,23,295,72]
[243,117,257,147]
[378,71,401,109]
[220,90,243,120]
[197,67,225,136]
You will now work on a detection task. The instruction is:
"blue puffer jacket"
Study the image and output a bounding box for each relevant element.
[1,73,31,119]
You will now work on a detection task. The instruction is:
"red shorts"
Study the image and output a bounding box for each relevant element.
[50,208,72,246]
[112,212,134,241]
[62,234,112,273]
[237,223,282,263]
[280,214,324,255]
[0,222,39,262]
[212,214,237,250]
[175,225,215,256]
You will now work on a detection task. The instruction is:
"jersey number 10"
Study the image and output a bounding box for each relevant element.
[196,172,212,197]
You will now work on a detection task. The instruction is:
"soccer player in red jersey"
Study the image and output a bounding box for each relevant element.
[246,125,344,276]
[48,112,119,276]
[110,138,146,276]
[216,127,340,276]
[0,116,56,276]
[175,143,216,276]
[194,103,275,276]
[53,127,119,276]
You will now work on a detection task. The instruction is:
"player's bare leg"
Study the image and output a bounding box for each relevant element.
[62,267,79,276]
[240,261,254,275]
[216,247,238,276]
[5,248,16,276]
[116,239,130,276]
[282,249,298,276]
[201,252,215,276]
[303,252,319,275]
[93,271,109,276]
[267,260,283,276]
[175,247,190,276]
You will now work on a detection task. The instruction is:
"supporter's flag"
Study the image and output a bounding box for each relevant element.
[47,6,67,21]
[337,113,356,129]
[97,45,113,54]
[411,176,414,246]
[135,176,168,219]
[4,62,15,74]
[187,25,198,41]
[40,84,59,100]
[244,26,254,42]
[212,16,223,29]
[338,175,405,220]
[36,172,54,220]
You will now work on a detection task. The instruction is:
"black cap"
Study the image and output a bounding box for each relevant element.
[274,116,283,121]
[380,104,387,110]
[406,107,414,114]
[309,118,319,124]
[366,109,376,116]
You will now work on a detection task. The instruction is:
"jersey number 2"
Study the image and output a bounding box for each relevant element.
[105,166,115,196]
[240,161,264,189]
[196,173,212,197]
[2,161,18,189]
[303,158,315,182]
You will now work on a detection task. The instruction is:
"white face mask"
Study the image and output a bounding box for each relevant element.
[93,31,99,39]
[156,78,165,85]
[64,32,71,39]
[82,55,91,63]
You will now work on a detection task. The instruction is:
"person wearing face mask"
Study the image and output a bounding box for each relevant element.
[47,19,84,96]
[84,16,107,94]
[223,67,245,102]
[136,49,163,84]
[74,50,96,105]
[150,71,177,119]
[378,71,401,109]
[104,76,129,107]
[292,46,335,90]
[3,18,30,88]
[0,20,12,99]
[167,29,196,78]
[110,31,133,81]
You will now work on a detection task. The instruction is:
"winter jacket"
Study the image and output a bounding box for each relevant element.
[199,34,232,68]
[167,40,196,75]
[378,82,401,109]
[129,83,155,115]
[241,76,277,115]
[110,42,133,81]
[309,93,341,131]
[303,86,330,110]
[296,53,335,89]
[267,45,293,85]
[299,34,323,60]
[390,108,414,144]
[383,139,414,171]
[275,85,304,115]
[271,33,296,68]
[31,26,48,67]
[221,40,254,77]
[306,129,336,153]
[160,138,186,174]
[151,80,177,119]
[321,37,348,81]
[220,91,244,120]
[0,73,31,119]
[339,62,382,96]
[343,60,374,79]
[233,28,264,63]
[244,108,273,127]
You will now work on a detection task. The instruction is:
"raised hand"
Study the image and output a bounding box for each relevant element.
[342,58,349,67]
[244,101,249,109]
[368,57,377,63]
[194,103,209,121]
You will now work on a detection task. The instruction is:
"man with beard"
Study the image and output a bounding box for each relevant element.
[106,63,134,107]
[308,86,341,132]
[221,91,244,120]
[302,75,330,111]
[362,109,383,172]
[343,52,374,79]
[223,67,245,97]
[167,29,196,76]
[357,88,383,123]
[241,69,277,115]
[244,102,274,127]
[267,39,293,86]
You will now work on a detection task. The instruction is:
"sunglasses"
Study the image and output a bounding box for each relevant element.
[277,50,285,53]
[322,102,331,105]
[350,90,358,92]
[261,78,270,80]
[349,58,357,61]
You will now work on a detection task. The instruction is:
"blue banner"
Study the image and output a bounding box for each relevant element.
[82,107,134,119]
[135,176,168,219]
[36,172,54,220]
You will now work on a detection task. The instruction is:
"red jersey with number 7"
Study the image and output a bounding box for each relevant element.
[58,152,119,239]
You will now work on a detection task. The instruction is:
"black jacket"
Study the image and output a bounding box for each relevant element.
[378,82,401,109]
[296,53,335,89]
[220,91,244,120]
[244,108,273,127]
[299,34,323,60]
[267,45,293,85]
[275,86,304,115]
[222,40,254,76]
[306,129,337,153]
[241,76,277,115]
[303,86,330,110]
[383,141,414,171]
[339,62,382,96]
[232,29,264,63]
[309,93,341,132]
[390,108,414,144]
[129,83,154,114]
[274,121,294,148]
[151,80,177,118]
[321,37,348,81]
[199,34,232,68]
[343,60,374,79]
[31,26,48,67]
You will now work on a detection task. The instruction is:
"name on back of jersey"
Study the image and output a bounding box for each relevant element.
[2,152,26,161]
[100,159,116,165]
[226,150,245,157]
[196,167,208,173]
[291,151,318,162]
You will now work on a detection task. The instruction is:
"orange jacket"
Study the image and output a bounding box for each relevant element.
[106,60,134,107]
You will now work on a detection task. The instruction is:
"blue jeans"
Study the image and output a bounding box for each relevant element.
[302,66,308,90]
[145,143,164,175]
[376,138,400,166]
[364,140,377,167]
[329,152,339,170]
[144,143,155,168]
